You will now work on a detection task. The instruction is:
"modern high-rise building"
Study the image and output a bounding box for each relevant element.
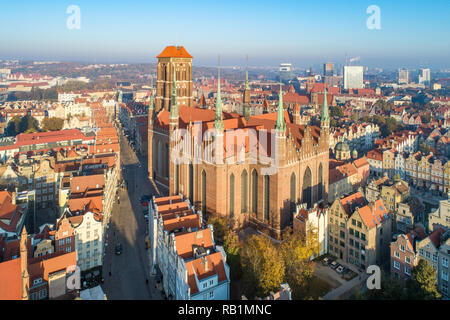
[398,68,409,84]
[418,68,431,87]
[279,63,293,83]
[343,66,364,89]
[323,62,334,77]
[155,46,194,112]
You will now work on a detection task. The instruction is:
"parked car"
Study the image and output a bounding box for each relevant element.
[115,243,123,255]
[336,266,346,274]
[141,201,149,207]
[140,195,151,202]
[322,257,330,266]
[330,261,339,269]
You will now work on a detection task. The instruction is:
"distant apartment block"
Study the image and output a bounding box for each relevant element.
[344,66,364,90]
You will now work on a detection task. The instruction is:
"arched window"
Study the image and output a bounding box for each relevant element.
[251,170,258,214]
[157,140,162,176]
[201,170,206,214]
[174,164,179,195]
[165,143,169,178]
[290,172,296,212]
[302,167,312,208]
[264,175,270,221]
[152,139,156,175]
[230,174,235,218]
[189,163,193,203]
[241,170,248,213]
[318,163,323,201]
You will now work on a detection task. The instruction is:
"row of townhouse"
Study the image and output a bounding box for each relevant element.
[149,195,230,300]
[390,197,450,298]
[391,224,450,298]
[329,122,380,154]
[375,131,419,154]
[0,129,96,162]
[367,147,450,194]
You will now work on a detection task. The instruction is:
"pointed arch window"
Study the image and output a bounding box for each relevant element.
[241,170,248,213]
[230,174,235,218]
[290,172,296,213]
[201,170,206,214]
[252,170,258,214]
[264,175,270,221]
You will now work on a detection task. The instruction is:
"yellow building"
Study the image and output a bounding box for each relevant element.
[381,179,410,213]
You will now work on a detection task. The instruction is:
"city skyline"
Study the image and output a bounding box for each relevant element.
[0,0,449,69]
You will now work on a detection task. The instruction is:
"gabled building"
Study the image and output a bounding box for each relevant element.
[328,192,392,269]
[149,195,230,300]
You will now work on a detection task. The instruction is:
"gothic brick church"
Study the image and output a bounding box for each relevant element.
[148,46,330,238]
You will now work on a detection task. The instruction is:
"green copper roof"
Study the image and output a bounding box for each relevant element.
[149,91,154,110]
[214,56,224,131]
[275,83,286,131]
[170,66,178,119]
[244,56,250,91]
[321,87,330,124]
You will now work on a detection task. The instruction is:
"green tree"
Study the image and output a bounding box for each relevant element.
[365,272,407,300]
[330,106,343,118]
[207,215,228,245]
[41,117,64,132]
[223,231,242,280]
[19,115,39,134]
[241,234,285,298]
[280,230,318,299]
[4,116,22,136]
[406,259,441,300]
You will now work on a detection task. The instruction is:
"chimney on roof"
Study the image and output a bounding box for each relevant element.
[201,256,209,272]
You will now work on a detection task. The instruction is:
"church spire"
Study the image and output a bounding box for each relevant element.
[244,55,250,91]
[214,56,224,131]
[170,65,178,119]
[243,55,251,121]
[275,81,286,132]
[321,87,330,128]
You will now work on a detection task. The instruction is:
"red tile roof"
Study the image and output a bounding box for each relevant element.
[0,258,22,300]
[185,252,228,295]
[157,46,193,59]
[175,229,214,260]
[28,251,77,282]
[339,192,367,217]
[358,200,390,229]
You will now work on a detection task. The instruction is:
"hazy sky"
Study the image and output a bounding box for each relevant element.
[0,0,449,69]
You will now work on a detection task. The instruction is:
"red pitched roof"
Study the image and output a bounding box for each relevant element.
[358,200,390,229]
[185,252,228,295]
[339,192,367,217]
[0,258,22,300]
[157,46,193,59]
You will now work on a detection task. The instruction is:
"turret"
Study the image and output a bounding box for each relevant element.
[20,227,29,300]
[213,56,224,131]
[321,87,330,130]
[275,82,286,134]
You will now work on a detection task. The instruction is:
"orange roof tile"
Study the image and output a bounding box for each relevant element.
[0,258,22,300]
[185,252,228,295]
[175,229,214,260]
[157,46,193,59]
